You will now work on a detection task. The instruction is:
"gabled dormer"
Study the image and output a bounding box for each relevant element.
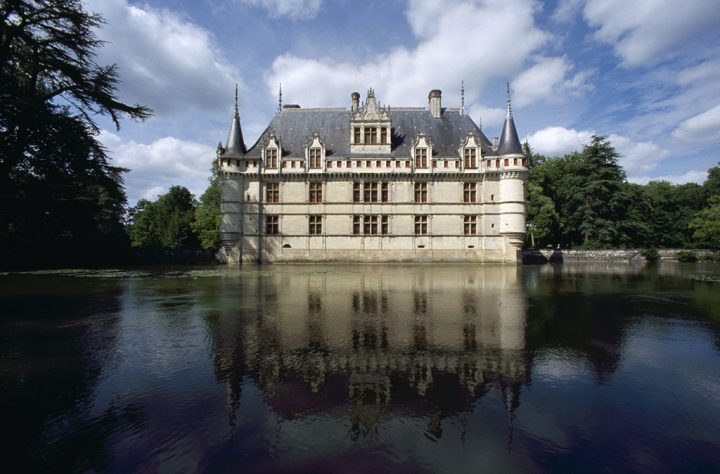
[263,132,281,170]
[411,133,433,170]
[350,88,392,154]
[305,132,325,170]
[458,132,481,170]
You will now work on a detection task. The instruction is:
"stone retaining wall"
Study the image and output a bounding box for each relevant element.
[523,249,718,262]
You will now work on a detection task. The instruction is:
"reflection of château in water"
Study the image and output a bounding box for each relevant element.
[209,265,529,437]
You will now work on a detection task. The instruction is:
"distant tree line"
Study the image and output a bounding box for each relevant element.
[525,136,720,250]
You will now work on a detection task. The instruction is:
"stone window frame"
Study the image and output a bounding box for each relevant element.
[309,182,323,204]
[309,215,322,235]
[414,182,428,203]
[463,182,477,203]
[265,182,280,203]
[414,215,428,235]
[265,215,279,235]
[463,215,477,235]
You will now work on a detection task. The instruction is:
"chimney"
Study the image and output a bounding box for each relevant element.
[351,92,360,112]
[428,89,442,118]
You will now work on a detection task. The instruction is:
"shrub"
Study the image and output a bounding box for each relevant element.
[677,250,698,262]
[642,248,659,263]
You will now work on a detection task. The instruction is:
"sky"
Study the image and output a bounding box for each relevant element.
[83,0,720,204]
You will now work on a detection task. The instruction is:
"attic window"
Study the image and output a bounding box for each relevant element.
[464,148,477,169]
[266,148,278,168]
[365,127,378,144]
[309,147,321,168]
[415,148,428,168]
[381,127,388,144]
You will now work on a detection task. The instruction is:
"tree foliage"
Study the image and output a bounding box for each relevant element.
[525,139,719,250]
[689,195,720,249]
[191,162,221,250]
[0,0,150,268]
[129,186,198,251]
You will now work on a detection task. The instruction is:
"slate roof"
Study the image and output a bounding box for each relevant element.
[241,107,503,159]
[497,113,523,156]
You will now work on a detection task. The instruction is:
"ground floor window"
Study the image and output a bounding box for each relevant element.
[463,215,477,235]
[266,215,279,235]
[415,215,428,235]
[309,215,322,235]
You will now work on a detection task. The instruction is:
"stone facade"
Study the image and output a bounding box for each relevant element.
[217,88,526,264]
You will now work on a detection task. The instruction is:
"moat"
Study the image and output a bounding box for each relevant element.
[2,263,720,472]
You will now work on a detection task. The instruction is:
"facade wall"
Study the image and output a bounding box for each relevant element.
[220,168,525,264]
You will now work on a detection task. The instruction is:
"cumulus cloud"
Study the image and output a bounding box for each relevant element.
[672,104,720,143]
[239,0,322,19]
[86,0,239,116]
[525,126,593,156]
[268,0,551,109]
[608,134,669,175]
[584,0,720,66]
[526,127,668,175]
[513,56,590,107]
[100,131,215,205]
[629,170,709,186]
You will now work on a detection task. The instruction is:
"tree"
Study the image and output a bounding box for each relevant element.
[191,162,221,250]
[689,195,720,249]
[1,0,151,267]
[704,164,720,198]
[129,186,198,251]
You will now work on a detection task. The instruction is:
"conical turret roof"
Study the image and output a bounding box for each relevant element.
[497,83,523,156]
[224,85,245,155]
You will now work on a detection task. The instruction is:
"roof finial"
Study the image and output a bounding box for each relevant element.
[461,80,466,115]
[506,81,512,118]
[234,83,239,117]
[278,83,283,113]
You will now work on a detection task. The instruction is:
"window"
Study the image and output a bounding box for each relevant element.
[354,127,361,144]
[309,215,322,235]
[266,215,279,235]
[353,216,361,235]
[266,183,279,203]
[309,148,321,168]
[364,215,378,235]
[414,182,427,203]
[463,215,477,235]
[328,160,333,168]
[463,182,476,203]
[381,182,389,203]
[464,147,477,168]
[504,158,509,166]
[365,127,378,144]
[266,148,278,168]
[414,215,428,235]
[309,182,322,203]
[353,182,361,202]
[381,215,389,235]
[415,147,428,168]
[364,182,378,202]
[381,127,388,144]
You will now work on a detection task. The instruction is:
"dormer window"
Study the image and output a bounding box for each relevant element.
[415,148,428,168]
[464,148,477,169]
[309,148,321,168]
[381,127,388,144]
[354,127,361,144]
[267,148,278,168]
[350,89,392,154]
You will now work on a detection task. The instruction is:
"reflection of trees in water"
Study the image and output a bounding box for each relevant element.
[0,279,133,472]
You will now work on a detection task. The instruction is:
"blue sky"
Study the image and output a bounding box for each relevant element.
[84,0,720,204]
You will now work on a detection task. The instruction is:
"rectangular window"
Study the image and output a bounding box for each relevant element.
[364,182,378,202]
[353,215,361,235]
[504,158,509,166]
[354,127,361,144]
[444,160,448,168]
[366,127,378,144]
[346,160,351,168]
[414,182,427,203]
[266,215,279,235]
[364,215,378,235]
[309,215,322,235]
[415,148,428,168]
[463,215,477,235]
[381,127,388,144]
[309,182,322,203]
[327,160,333,168]
[463,182,476,203]
[266,148,277,168]
[266,183,279,203]
[309,148,321,168]
[353,182,361,202]
[464,148,477,168]
[414,215,428,235]
[381,215,389,235]
[381,182,389,203]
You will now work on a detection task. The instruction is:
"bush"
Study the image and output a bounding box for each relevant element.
[677,250,698,262]
[642,248,659,263]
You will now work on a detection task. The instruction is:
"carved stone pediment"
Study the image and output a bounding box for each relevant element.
[353,88,391,122]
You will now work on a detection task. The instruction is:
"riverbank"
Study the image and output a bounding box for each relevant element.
[523,248,719,264]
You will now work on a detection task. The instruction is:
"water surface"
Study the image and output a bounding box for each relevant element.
[2,263,720,472]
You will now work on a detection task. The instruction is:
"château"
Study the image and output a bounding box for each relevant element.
[217,86,526,263]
